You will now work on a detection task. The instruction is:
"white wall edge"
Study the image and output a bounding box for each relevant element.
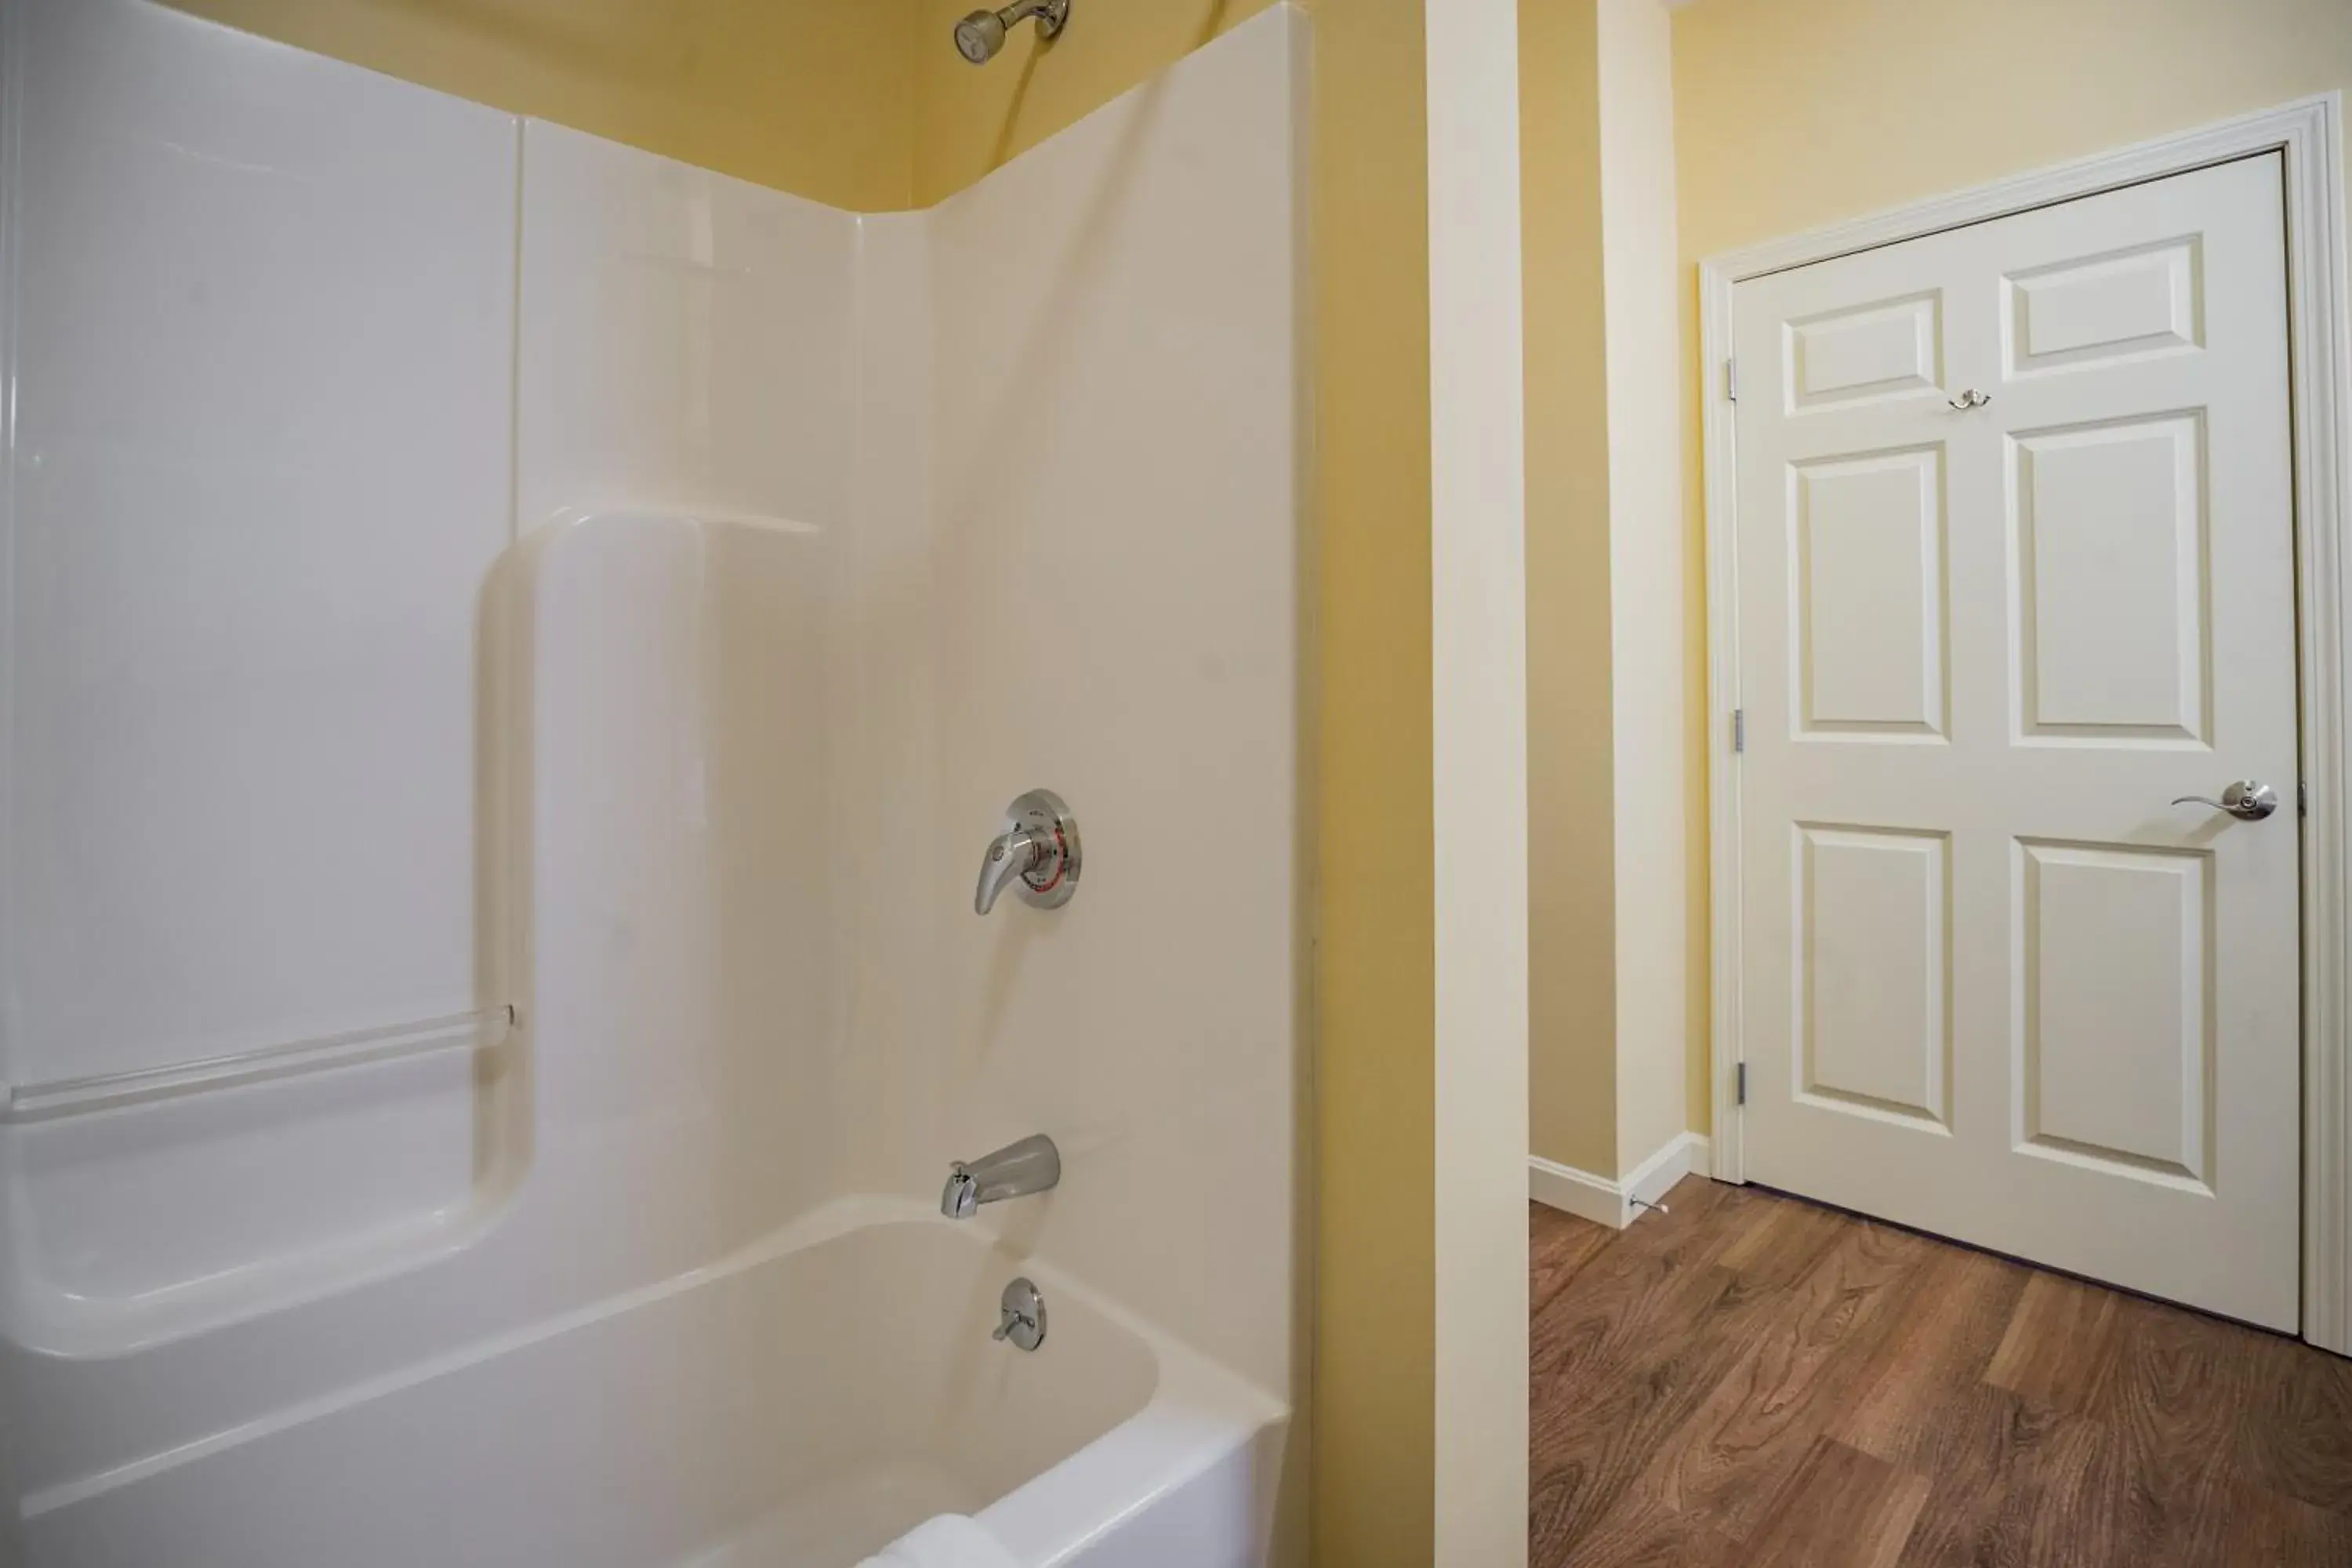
[1427,0,1530,1556]
[1529,1132,1711,1231]
[1697,93,2352,1356]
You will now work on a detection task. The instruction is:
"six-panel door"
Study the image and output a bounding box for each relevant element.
[1732,154,2303,1330]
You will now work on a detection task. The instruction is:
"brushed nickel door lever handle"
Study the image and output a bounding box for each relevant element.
[2172,780,2278,821]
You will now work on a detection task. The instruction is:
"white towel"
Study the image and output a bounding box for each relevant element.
[856,1513,1022,1568]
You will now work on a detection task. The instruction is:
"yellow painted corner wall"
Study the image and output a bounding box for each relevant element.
[1670,0,2352,1135]
[1519,0,1620,1178]
[908,4,1443,1564]
[154,0,918,210]
[1299,4,1440,1559]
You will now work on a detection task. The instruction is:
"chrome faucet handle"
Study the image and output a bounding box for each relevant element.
[972,789,1081,914]
[975,827,1047,916]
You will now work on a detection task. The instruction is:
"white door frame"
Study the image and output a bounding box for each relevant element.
[1700,94,2352,1352]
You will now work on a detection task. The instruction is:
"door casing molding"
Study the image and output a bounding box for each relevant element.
[1697,94,2352,1352]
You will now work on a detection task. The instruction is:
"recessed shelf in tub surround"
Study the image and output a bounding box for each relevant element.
[0,1005,518,1123]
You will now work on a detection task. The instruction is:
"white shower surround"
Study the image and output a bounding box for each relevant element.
[0,1,1308,1562]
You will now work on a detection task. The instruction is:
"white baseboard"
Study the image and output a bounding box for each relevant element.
[1526,1156,1623,1227]
[1528,1131,1711,1230]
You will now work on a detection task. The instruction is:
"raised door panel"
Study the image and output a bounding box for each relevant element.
[1784,292,1944,412]
[1794,825,1951,1127]
[2015,840,2211,1190]
[1791,448,1948,738]
[2013,415,2209,743]
[2005,238,2202,376]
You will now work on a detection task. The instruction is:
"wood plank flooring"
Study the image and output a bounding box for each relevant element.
[1530,1176,2352,1567]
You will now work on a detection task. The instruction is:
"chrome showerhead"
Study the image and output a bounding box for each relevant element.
[953,9,1005,63]
[953,0,1069,64]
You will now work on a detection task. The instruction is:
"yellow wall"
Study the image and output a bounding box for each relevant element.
[907,3,1443,1563]
[1670,0,2352,1133]
[1302,6,1440,1558]
[1519,0,1692,1180]
[155,0,917,210]
[1675,0,2352,263]
[1519,0,1619,1177]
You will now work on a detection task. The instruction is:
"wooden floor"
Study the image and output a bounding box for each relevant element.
[1530,1176,2352,1567]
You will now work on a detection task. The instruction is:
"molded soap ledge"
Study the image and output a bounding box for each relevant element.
[0,1032,528,1359]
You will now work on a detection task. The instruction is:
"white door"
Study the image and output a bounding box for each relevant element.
[1731,154,2301,1330]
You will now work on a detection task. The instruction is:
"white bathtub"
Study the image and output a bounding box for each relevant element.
[16,1198,1288,1567]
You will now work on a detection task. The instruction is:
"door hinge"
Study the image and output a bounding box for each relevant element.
[1732,708,1745,753]
[1725,358,1738,402]
[2300,779,2310,818]
[1736,1062,1748,1106]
